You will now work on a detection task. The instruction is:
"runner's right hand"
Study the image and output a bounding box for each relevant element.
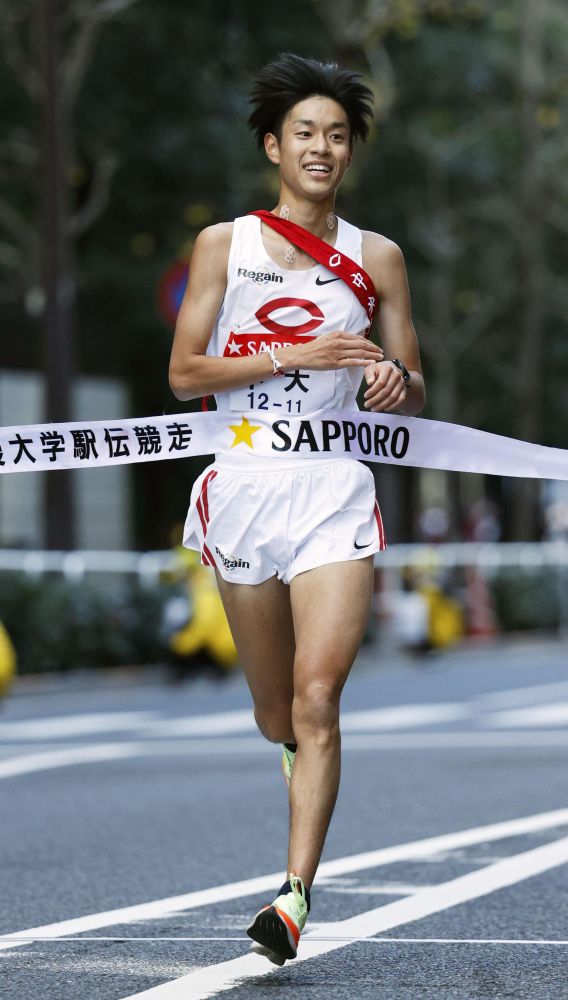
[282,331,384,372]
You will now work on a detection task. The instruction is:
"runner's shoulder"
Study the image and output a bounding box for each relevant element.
[361,230,404,266]
[190,222,234,284]
[361,231,406,293]
[194,221,234,255]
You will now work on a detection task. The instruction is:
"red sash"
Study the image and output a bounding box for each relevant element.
[249,209,378,323]
[202,212,378,411]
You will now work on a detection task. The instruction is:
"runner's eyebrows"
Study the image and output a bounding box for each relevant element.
[291,119,349,130]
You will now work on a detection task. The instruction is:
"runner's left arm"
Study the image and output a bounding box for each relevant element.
[362,232,425,416]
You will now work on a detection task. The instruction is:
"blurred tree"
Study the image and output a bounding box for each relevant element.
[1,0,566,548]
[313,0,568,539]
[0,0,139,548]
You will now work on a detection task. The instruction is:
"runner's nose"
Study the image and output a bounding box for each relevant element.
[309,134,330,157]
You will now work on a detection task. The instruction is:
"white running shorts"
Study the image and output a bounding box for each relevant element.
[183,458,386,586]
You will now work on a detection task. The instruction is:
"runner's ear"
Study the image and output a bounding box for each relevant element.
[264,132,280,165]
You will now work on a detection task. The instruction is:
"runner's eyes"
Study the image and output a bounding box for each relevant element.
[295,132,346,142]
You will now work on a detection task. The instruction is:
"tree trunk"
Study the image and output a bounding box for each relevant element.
[511,0,544,540]
[37,0,76,549]
[426,166,461,540]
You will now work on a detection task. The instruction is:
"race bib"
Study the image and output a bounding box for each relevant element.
[225,331,337,416]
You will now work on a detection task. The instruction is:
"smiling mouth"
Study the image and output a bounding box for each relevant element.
[303,164,332,176]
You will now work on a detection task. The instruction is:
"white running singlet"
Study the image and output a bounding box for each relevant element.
[183,214,387,583]
[210,214,370,467]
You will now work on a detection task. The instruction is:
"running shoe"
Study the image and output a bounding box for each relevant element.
[247,874,309,964]
[281,743,296,786]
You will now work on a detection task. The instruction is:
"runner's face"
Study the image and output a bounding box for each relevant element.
[265,96,352,200]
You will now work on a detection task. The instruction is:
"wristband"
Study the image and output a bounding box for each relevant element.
[267,344,284,377]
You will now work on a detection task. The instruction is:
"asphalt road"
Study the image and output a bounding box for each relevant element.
[1,637,567,999]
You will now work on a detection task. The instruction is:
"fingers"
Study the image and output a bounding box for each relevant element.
[301,331,384,371]
[363,364,407,410]
[374,389,407,412]
[334,351,382,368]
[364,362,378,385]
[337,341,383,362]
[339,358,385,368]
[338,348,383,361]
[335,333,383,354]
[366,384,407,411]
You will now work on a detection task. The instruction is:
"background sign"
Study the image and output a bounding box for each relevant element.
[157,261,189,328]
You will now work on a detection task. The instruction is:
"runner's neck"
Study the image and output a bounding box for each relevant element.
[272,196,337,243]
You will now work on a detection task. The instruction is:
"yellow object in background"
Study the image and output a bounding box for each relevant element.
[420,584,464,649]
[0,621,17,696]
[168,547,238,671]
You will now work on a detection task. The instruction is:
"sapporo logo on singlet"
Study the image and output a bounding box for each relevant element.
[215,546,250,571]
[223,296,324,357]
[237,267,283,284]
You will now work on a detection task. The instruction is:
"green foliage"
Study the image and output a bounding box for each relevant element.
[0,563,562,676]
[491,567,561,632]
[0,573,168,673]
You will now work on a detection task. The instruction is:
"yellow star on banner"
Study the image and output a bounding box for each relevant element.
[228,415,262,449]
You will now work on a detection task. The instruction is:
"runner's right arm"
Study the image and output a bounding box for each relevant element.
[169,225,383,401]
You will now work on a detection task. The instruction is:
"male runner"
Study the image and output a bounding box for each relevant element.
[169,52,425,965]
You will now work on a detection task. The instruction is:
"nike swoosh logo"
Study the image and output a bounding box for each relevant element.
[354,541,373,550]
[315,276,340,285]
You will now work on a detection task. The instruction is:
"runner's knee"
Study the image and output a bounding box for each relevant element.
[254,705,294,744]
[291,677,342,740]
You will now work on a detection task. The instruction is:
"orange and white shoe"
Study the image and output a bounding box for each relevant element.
[247,874,309,965]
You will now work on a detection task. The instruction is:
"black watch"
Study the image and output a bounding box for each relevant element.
[390,358,411,383]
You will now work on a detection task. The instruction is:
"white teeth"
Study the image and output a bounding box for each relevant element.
[305,165,330,173]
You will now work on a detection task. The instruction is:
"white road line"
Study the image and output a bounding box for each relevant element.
[483,703,568,729]
[0,712,159,740]
[4,730,568,780]
[0,740,278,778]
[0,742,147,777]
[0,684,565,752]
[339,732,568,748]
[0,937,248,943]
[143,704,471,737]
[142,711,255,737]
[3,679,566,744]
[318,875,432,895]
[318,883,428,896]
[1,936,567,945]
[478,680,568,708]
[1,807,567,954]
[357,937,568,945]
[0,742,94,751]
[0,704,470,744]
[341,704,470,730]
[119,835,568,999]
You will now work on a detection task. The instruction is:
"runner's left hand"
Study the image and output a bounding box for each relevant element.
[363,361,407,412]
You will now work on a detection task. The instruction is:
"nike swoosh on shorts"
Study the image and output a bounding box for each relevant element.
[315,276,341,285]
[354,540,373,549]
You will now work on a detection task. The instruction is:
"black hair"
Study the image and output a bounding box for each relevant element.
[248,52,374,150]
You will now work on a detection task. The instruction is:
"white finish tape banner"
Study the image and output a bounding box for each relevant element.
[1,409,567,480]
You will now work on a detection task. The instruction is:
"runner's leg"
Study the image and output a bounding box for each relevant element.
[215,572,296,743]
[287,557,374,887]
